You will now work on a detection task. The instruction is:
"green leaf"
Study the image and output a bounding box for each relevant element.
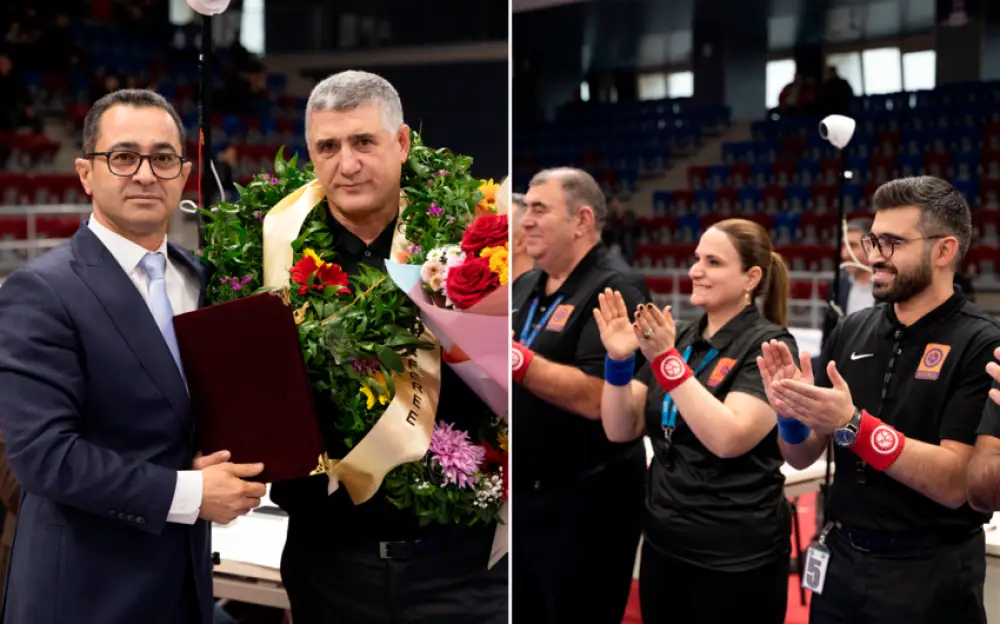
[378,346,404,373]
[274,146,287,175]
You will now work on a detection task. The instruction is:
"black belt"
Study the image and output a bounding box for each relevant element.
[331,526,495,560]
[835,523,981,554]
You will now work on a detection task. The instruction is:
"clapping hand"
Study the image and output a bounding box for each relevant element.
[987,346,1000,406]
[756,340,813,413]
[593,288,640,361]
[633,302,676,362]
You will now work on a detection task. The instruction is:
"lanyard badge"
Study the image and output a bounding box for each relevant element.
[802,521,835,595]
[660,345,718,448]
[519,294,565,349]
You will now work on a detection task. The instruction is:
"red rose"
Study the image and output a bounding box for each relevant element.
[446,257,500,309]
[460,214,508,257]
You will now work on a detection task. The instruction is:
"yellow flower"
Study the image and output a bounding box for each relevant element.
[304,248,327,267]
[477,178,500,215]
[478,242,509,259]
[360,371,391,410]
[498,431,508,453]
[488,248,509,286]
[360,384,376,410]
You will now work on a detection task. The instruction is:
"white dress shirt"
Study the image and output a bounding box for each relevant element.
[88,216,204,525]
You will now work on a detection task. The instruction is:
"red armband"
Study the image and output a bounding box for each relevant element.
[651,349,693,393]
[512,341,535,384]
[851,410,906,471]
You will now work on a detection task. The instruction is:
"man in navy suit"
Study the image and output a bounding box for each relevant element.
[0,89,267,623]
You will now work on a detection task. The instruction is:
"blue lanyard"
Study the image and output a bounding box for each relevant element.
[660,345,719,430]
[519,294,565,349]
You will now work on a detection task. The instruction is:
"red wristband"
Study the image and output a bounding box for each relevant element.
[651,348,693,393]
[851,410,906,471]
[512,341,535,383]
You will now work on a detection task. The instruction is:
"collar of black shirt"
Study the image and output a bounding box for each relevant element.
[686,304,762,352]
[325,209,397,268]
[530,242,606,298]
[879,285,966,340]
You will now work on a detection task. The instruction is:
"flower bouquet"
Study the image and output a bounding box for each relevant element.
[193,133,507,536]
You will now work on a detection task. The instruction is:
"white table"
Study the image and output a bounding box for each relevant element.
[211,486,291,610]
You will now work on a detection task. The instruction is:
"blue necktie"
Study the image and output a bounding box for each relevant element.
[139,252,185,379]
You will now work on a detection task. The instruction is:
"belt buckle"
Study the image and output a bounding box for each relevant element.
[379,540,411,560]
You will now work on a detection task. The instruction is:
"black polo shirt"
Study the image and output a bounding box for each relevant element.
[980,383,1000,438]
[511,243,651,483]
[637,306,797,572]
[818,287,1000,533]
[270,213,490,541]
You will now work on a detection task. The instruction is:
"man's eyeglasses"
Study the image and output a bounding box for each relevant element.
[86,150,187,180]
[860,232,946,259]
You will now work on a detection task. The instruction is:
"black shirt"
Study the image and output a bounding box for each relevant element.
[818,288,1000,533]
[269,214,490,541]
[637,306,797,572]
[511,243,651,483]
[981,382,1000,438]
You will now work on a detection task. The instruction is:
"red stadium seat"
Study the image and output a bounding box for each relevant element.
[729,163,751,188]
[644,275,675,294]
[923,152,951,178]
[688,165,709,190]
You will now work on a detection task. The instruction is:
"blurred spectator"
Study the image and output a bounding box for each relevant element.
[209,142,238,205]
[776,72,817,117]
[0,53,30,131]
[817,66,854,117]
[511,192,532,282]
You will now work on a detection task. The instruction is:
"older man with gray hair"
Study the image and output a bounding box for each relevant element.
[268,69,507,624]
[511,167,651,623]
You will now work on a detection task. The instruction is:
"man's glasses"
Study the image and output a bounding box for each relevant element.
[87,150,187,180]
[860,232,946,259]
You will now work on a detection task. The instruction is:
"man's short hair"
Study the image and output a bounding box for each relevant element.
[871,176,972,263]
[82,89,185,155]
[846,217,873,233]
[306,70,404,135]
[528,167,607,229]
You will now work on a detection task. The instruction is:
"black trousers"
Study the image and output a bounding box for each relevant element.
[280,525,507,624]
[810,527,986,624]
[638,540,789,624]
[512,449,645,623]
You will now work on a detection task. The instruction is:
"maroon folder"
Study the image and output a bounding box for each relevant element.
[173,293,324,483]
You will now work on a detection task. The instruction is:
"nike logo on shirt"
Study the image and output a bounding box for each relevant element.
[850,352,874,361]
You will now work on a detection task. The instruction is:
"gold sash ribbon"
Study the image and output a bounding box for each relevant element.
[262,179,442,505]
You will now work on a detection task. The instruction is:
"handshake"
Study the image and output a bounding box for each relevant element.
[192,450,268,525]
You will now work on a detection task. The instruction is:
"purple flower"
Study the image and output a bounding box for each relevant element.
[428,422,485,489]
[427,202,443,216]
[447,216,456,223]
[351,357,381,375]
[434,169,450,177]
[253,210,262,221]
[241,275,252,285]
[269,178,278,185]
[426,179,434,189]
[409,245,421,254]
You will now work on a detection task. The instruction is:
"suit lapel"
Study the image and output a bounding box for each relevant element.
[70,227,190,417]
[167,242,208,308]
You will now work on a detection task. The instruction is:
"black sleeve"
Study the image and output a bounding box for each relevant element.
[813,318,845,389]
[730,331,799,403]
[942,334,1000,444]
[636,362,652,386]
[979,382,1000,438]
[574,280,650,378]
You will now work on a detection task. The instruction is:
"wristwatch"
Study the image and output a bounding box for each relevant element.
[833,408,862,447]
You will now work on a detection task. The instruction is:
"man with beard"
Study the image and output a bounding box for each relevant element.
[757,176,1000,623]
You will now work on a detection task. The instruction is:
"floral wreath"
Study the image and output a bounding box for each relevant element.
[197,133,507,527]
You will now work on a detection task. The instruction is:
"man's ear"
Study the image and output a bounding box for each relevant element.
[397,123,411,163]
[75,158,93,197]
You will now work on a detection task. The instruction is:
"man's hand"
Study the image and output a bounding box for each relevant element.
[987,346,1000,406]
[772,360,855,435]
[199,461,266,525]
[192,450,230,470]
[757,340,813,413]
